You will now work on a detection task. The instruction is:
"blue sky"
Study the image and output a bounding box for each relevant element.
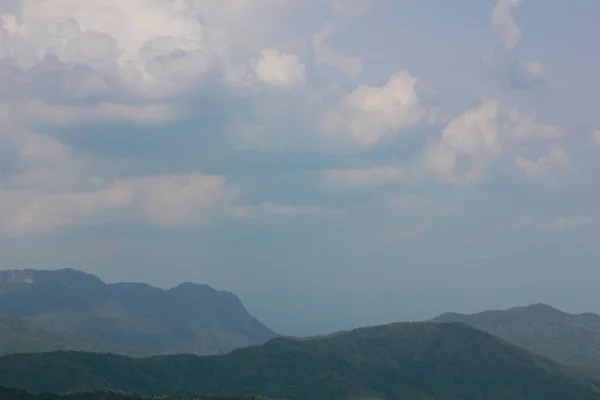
[0,0,599,335]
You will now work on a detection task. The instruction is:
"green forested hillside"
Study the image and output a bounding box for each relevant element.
[2,321,600,400]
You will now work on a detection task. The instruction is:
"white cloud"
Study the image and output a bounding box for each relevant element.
[0,0,293,97]
[514,146,569,177]
[592,130,600,148]
[313,24,363,78]
[503,109,564,141]
[525,61,543,78]
[492,0,522,50]
[0,172,232,237]
[323,71,424,147]
[254,49,306,87]
[426,99,501,185]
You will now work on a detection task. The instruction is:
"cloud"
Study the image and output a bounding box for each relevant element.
[253,49,306,87]
[514,146,569,177]
[323,97,568,190]
[0,172,232,237]
[313,24,363,78]
[0,0,293,98]
[502,109,564,141]
[323,71,425,148]
[425,99,501,185]
[592,130,600,148]
[0,1,593,248]
[488,0,548,94]
[492,0,522,50]
[500,58,547,91]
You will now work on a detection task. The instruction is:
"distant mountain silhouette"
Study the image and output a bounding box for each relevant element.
[2,322,600,400]
[433,303,600,371]
[0,268,276,357]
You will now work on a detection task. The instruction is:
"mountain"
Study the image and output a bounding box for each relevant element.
[2,322,600,400]
[0,386,267,400]
[433,303,600,369]
[0,268,276,357]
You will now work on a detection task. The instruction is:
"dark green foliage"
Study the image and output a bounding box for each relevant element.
[0,386,267,400]
[2,322,600,400]
[433,303,600,371]
[0,269,276,357]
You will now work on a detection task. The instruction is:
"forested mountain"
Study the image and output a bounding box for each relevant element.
[2,321,600,400]
[433,303,600,369]
[0,269,276,357]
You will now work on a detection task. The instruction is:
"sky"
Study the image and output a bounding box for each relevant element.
[0,0,599,335]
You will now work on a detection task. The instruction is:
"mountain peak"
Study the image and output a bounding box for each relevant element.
[432,303,600,369]
[0,268,102,288]
[168,282,221,297]
[512,303,562,313]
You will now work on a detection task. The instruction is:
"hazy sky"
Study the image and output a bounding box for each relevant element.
[1,0,599,335]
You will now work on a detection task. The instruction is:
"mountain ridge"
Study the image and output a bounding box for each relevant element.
[432,303,600,371]
[0,268,277,357]
[1,321,600,400]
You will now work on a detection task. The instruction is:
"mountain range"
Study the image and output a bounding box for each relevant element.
[433,303,600,371]
[3,268,600,399]
[2,321,600,400]
[0,269,276,357]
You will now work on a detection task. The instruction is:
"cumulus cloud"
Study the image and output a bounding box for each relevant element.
[323,71,424,147]
[0,0,293,98]
[501,59,547,91]
[425,99,501,185]
[514,146,570,177]
[502,109,564,141]
[0,0,328,238]
[492,0,522,50]
[313,24,363,78]
[488,1,548,93]
[0,0,589,241]
[253,49,306,87]
[323,94,568,189]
